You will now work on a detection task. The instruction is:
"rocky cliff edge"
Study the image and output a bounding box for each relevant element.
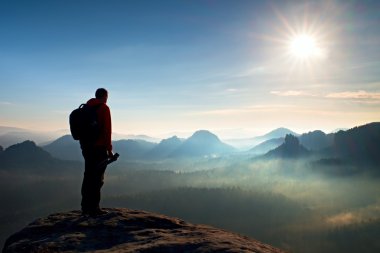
[3,208,285,253]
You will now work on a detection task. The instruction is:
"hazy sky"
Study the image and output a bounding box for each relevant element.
[1,0,379,138]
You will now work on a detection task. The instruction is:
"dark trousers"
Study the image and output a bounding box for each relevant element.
[81,146,108,212]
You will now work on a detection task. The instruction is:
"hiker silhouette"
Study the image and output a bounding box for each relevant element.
[79,88,113,216]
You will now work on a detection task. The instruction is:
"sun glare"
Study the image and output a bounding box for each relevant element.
[262,8,330,72]
[289,34,319,60]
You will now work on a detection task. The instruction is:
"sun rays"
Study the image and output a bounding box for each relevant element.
[257,5,331,80]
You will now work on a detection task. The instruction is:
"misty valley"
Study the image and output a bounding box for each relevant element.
[0,122,379,253]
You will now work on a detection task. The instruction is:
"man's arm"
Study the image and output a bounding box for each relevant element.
[104,105,113,157]
[98,104,113,157]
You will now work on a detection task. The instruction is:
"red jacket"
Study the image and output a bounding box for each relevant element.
[86,98,112,152]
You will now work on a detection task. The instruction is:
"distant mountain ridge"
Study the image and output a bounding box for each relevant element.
[42,130,235,161]
[0,141,79,172]
[2,140,53,162]
[0,127,69,148]
[249,137,284,155]
[145,136,183,160]
[113,139,157,161]
[170,130,235,158]
[2,123,380,166]
[225,127,298,150]
[43,135,82,161]
[257,128,299,142]
[0,126,160,148]
[112,133,160,143]
[249,129,335,155]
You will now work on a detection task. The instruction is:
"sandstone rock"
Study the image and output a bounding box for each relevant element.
[3,208,285,253]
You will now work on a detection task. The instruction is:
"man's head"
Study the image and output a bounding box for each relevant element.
[95,88,108,103]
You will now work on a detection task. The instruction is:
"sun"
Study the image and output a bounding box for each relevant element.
[288,34,324,61]
[289,35,316,58]
[259,7,331,72]
[289,34,317,59]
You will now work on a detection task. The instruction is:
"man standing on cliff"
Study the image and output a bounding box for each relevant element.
[80,88,113,216]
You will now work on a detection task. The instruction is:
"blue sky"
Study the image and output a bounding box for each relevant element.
[1,0,379,138]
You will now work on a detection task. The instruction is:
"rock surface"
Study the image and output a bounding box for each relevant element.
[3,208,285,253]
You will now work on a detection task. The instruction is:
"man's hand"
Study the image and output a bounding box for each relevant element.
[107,150,114,158]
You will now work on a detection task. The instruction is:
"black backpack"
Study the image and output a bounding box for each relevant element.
[69,104,102,142]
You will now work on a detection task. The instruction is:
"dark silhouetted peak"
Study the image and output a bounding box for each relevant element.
[0,141,56,170]
[8,140,35,148]
[284,134,299,146]
[299,130,334,151]
[333,122,380,165]
[264,134,309,159]
[3,140,52,160]
[0,145,3,152]
[170,130,235,157]
[3,208,285,253]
